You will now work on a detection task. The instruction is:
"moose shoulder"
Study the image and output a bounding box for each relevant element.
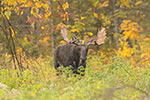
[54,25,106,76]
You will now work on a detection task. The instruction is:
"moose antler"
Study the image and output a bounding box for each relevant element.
[61,25,79,43]
[87,27,106,45]
[61,25,106,45]
[96,27,106,45]
[61,25,70,43]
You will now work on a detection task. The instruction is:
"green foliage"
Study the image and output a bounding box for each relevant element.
[0,55,150,100]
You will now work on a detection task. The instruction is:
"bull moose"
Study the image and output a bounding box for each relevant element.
[54,25,106,76]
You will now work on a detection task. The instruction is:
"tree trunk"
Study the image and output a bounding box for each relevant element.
[49,0,55,55]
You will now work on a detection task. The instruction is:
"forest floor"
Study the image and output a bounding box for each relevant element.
[0,55,150,100]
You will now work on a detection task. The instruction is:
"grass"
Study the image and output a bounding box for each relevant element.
[0,55,150,100]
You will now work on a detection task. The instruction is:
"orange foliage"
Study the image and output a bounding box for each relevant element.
[17,48,22,55]
[99,0,109,8]
[119,0,130,8]
[120,20,140,40]
[94,12,98,18]
[118,19,150,69]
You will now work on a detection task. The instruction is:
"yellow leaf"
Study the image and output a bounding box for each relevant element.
[94,12,98,18]
[88,32,93,36]
[81,23,85,26]
[108,20,111,24]
[32,12,37,17]
[45,15,48,19]
[145,38,150,41]
[37,84,41,89]
[17,48,22,55]
[96,85,100,89]
[135,1,142,5]
[43,4,49,10]
[88,8,92,11]
[47,55,50,58]
[31,22,34,28]
[41,26,44,30]
[24,36,27,41]
[100,13,105,19]
[82,40,85,44]
[9,26,15,37]
[28,61,31,64]
[30,7,34,14]
[43,37,50,42]
[93,1,99,7]
[36,8,39,14]
[31,92,36,96]
[99,1,109,8]
[124,1,130,8]
[81,17,85,20]
[35,2,43,8]
[70,28,79,32]
[63,18,66,21]
[62,2,69,10]
[74,21,78,24]
[20,11,23,15]
[141,53,148,58]
[60,40,67,44]
[67,17,69,21]
[65,2,69,8]
[39,40,43,43]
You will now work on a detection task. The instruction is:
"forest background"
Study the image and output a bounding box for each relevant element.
[0,0,150,99]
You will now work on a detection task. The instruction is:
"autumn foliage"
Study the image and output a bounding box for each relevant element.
[0,0,150,99]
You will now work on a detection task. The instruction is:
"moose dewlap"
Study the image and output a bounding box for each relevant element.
[54,25,106,76]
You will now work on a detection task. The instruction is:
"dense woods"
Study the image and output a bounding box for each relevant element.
[0,0,150,99]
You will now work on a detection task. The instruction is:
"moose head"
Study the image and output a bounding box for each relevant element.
[54,25,106,76]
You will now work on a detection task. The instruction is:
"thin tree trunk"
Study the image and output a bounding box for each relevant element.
[127,37,133,48]
[113,0,120,50]
[49,0,55,55]
[135,12,141,50]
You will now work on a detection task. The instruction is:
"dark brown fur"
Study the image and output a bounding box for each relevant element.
[54,43,88,76]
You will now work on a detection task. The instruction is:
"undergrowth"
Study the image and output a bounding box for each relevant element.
[0,55,150,100]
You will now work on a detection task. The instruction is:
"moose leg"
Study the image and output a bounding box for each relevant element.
[78,61,86,76]
[76,65,86,76]
[81,65,86,76]
[72,65,86,76]
[54,60,61,76]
